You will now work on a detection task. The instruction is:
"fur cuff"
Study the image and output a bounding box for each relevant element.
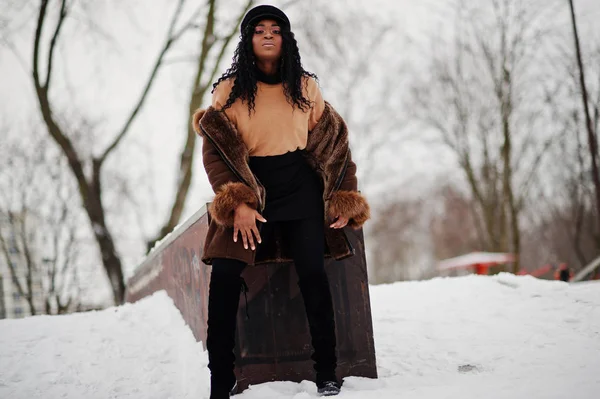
[328,190,371,229]
[209,182,258,227]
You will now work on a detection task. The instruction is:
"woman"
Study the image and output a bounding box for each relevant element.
[192,5,370,398]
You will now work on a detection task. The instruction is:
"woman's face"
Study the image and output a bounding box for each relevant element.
[251,19,283,62]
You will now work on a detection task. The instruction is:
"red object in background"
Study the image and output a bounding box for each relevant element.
[519,264,570,280]
[474,263,489,275]
[437,252,515,275]
[527,264,553,278]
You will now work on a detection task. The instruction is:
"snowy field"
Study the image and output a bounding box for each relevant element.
[1,274,599,399]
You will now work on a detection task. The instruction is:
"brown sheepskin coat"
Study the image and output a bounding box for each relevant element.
[192,102,370,266]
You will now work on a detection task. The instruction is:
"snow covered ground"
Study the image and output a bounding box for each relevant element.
[1,274,599,399]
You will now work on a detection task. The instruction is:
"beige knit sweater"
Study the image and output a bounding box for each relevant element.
[211,77,324,157]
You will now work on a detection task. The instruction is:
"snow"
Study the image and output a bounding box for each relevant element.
[0,291,208,399]
[1,274,599,399]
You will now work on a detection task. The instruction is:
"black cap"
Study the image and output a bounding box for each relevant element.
[240,5,290,34]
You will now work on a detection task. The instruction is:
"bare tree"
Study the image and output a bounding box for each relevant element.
[29,0,204,304]
[410,0,564,272]
[0,127,82,316]
[519,34,600,274]
[568,0,600,231]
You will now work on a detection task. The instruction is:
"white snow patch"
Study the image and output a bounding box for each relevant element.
[1,275,599,399]
[0,291,208,399]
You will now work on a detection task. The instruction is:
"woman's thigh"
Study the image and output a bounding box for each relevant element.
[280,217,326,279]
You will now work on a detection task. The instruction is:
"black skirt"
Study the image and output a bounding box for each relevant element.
[249,149,324,221]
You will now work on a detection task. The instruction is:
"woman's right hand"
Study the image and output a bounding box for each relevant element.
[233,203,267,251]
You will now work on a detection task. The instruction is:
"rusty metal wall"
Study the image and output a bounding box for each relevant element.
[126,207,377,391]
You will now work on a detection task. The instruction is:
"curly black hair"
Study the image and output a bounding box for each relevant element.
[212,23,318,114]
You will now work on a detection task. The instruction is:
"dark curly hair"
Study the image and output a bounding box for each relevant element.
[212,23,318,114]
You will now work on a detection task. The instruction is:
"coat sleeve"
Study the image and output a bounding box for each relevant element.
[327,122,370,229]
[338,149,358,192]
[194,109,258,227]
[201,134,239,192]
[328,150,370,229]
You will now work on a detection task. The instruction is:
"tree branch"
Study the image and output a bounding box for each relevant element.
[568,0,600,232]
[189,0,217,100]
[32,0,90,204]
[205,0,255,90]
[98,0,190,166]
[45,0,67,90]
[33,0,49,91]
[515,133,559,211]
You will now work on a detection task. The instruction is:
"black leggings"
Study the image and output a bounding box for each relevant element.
[207,215,337,396]
[211,216,326,280]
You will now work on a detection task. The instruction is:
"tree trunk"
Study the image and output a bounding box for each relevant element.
[32,1,127,304]
[501,83,520,273]
[569,0,600,236]
[33,85,125,303]
[91,160,126,304]
[502,121,520,272]
[91,218,126,304]
[19,216,38,316]
[497,3,519,273]
[460,156,496,251]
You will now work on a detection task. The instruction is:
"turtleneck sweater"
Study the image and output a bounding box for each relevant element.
[211,71,325,157]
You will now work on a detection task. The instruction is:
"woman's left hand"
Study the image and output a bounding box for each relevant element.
[330,216,349,229]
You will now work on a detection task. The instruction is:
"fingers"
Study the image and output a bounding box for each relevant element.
[330,216,349,229]
[251,223,262,245]
[245,227,256,250]
[238,226,257,250]
[234,222,260,250]
[255,211,267,223]
[330,216,341,228]
[241,228,249,250]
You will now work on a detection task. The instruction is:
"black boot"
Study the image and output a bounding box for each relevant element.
[298,272,340,396]
[317,381,341,396]
[207,274,243,399]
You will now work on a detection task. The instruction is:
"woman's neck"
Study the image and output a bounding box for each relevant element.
[256,60,279,75]
[255,61,282,85]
